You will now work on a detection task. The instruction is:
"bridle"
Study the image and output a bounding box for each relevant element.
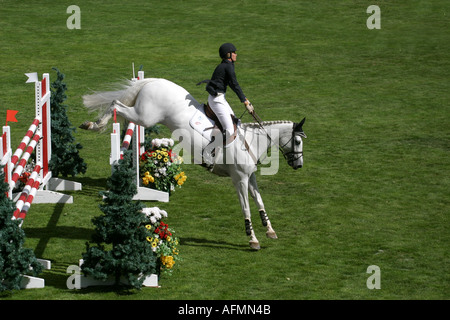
[248,110,306,167]
[280,125,307,166]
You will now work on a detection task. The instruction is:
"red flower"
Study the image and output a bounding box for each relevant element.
[19,171,31,183]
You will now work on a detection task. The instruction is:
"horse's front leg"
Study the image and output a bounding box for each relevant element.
[248,173,277,239]
[232,176,260,250]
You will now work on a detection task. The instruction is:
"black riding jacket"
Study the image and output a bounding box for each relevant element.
[205,59,246,102]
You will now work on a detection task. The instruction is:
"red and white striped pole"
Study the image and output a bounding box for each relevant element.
[10,118,40,166]
[11,132,41,184]
[13,164,42,219]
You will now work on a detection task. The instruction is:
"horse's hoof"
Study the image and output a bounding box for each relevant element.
[79,121,92,130]
[249,241,260,250]
[266,231,278,239]
[79,121,100,131]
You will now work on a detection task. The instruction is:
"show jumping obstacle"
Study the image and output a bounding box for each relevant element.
[0,72,81,288]
[110,70,169,202]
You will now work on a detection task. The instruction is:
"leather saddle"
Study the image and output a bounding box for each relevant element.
[201,103,258,167]
[203,103,238,144]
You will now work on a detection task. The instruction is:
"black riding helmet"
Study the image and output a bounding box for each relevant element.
[219,43,237,59]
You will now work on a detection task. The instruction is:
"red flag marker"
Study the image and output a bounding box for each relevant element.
[6,110,18,126]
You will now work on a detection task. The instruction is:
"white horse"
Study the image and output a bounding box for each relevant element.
[80,78,306,250]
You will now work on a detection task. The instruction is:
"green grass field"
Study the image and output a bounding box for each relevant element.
[0,0,448,300]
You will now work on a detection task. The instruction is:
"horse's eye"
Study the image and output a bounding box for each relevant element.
[294,136,302,145]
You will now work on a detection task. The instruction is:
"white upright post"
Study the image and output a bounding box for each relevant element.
[1,126,13,199]
[110,122,121,168]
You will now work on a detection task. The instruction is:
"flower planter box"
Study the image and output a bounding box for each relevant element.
[76,259,159,289]
[77,273,159,288]
[133,185,169,202]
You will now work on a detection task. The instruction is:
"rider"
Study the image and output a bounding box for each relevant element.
[205,43,254,144]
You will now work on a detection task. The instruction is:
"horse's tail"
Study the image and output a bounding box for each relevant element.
[82,78,155,114]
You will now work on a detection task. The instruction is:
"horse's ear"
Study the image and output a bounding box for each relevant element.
[294,117,306,132]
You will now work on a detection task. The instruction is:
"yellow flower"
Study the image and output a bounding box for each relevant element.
[152,241,158,248]
[142,173,155,185]
[145,224,152,230]
[146,236,153,242]
[177,179,184,186]
[164,157,169,162]
[157,155,162,160]
[161,255,175,268]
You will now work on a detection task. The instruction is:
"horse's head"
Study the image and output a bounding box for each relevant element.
[280,118,306,170]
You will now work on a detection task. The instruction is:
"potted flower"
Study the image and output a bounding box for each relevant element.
[142,207,180,275]
[139,138,186,193]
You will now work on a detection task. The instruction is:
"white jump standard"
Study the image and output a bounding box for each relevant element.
[0,72,81,288]
[110,118,169,203]
[1,73,81,204]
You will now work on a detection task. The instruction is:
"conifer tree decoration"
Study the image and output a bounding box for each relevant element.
[0,166,43,292]
[49,67,87,177]
[81,151,157,289]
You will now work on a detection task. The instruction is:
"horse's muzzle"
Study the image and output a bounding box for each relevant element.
[293,165,302,170]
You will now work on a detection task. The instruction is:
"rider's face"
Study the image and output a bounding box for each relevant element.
[230,52,237,62]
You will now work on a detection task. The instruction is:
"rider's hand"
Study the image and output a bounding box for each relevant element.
[244,99,254,114]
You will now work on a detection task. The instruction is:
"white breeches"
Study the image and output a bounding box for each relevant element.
[208,93,235,139]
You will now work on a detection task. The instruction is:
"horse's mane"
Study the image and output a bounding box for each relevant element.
[241,120,293,129]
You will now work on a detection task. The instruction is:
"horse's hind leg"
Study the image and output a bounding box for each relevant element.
[248,173,277,239]
[80,99,145,131]
[79,102,115,131]
[112,99,161,128]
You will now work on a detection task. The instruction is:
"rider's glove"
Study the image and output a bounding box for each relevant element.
[244,100,254,114]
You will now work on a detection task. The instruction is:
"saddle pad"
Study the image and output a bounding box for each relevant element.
[189,105,216,142]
